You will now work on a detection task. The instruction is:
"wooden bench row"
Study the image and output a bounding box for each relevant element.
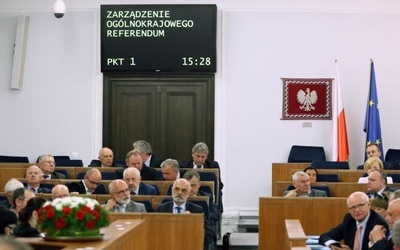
[10,178,215,199]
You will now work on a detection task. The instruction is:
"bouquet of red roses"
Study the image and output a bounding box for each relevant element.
[38,196,110,237]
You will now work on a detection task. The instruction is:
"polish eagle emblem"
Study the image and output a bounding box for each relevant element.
[297,88,318,111]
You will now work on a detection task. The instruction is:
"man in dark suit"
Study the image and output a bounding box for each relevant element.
[157,178,213,250]
[89,147,124,168]
[38,154,66,179]
[357,143,396,170]
[104,180,146,212]
[68,168,105,194]
[24,165,51,194]
[123,167,158,195]
[180,142,223,190]
[115,150,157,181]
[133,140,164,168]
[366,169,397,198]
[368,198,400,250]
[319,191,388,249]
[284,171,327,197]
[160,159,182,181]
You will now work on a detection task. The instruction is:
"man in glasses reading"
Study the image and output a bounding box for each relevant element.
[319,191,388,250]
[68,168,104,194]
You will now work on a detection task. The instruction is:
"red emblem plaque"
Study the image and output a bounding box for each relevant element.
[281,78,332,120]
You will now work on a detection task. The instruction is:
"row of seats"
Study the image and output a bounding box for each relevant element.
[287,145,400,165]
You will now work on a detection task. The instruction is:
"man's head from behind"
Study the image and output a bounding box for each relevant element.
[366,143,382,159]
[191,142,209,166]
[367,169,387,193]
[292,171,311,194]
[172,178,190,206]
[98,147,114,167]
[4,179,24,205]
[52,184,70,200]
[161,159,180,181]
[347,191,370,222]
[38,154,56,175]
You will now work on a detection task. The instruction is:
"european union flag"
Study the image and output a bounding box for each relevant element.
[363,61,383,160]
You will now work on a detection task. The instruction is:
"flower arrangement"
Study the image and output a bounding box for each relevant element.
[38,196,110,237]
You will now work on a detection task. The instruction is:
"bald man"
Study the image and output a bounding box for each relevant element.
[25,165,51,193]
[68,168,105,194]
[89,147,124,167]
[51,184,70,200]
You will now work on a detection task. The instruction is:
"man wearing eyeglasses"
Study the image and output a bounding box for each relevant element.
[68,168,104,194]
[368,198,400,250]
[38,154,66,179]
[319,191,388,250]
[104,180,146,212]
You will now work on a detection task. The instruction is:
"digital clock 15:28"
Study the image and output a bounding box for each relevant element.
[182,57,211,66]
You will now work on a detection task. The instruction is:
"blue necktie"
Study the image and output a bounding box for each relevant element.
[176,207,182,213]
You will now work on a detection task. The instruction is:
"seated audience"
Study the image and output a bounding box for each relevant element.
[104,180,146,212]
[24,165,51,194]
[10,188,35,218]
[358,157,393,184]
[370,191,391,219]
[116,150,157,180]
[357,143,395,170]
[284,171,327,197]
[319,191,388,249]
[13,197,46,237]
[37,154,66,179]
[180,142,223,189]
[161,159,181,181]
[366,169,397,199]
[369,197,400,249]
[133,140,164,168]
[0,206,18,235]
[389,189,400,203]
[89,147,123,167]
[157,178,213,250]
[303,166,318,183]
[51,184,70,200]
[123,167,158,195]
[68,168,104,194]
[0,179,24,209]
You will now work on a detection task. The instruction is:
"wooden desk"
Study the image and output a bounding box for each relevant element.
[17,219,145,250]
[285,219,307,249]
[259,197,348,250]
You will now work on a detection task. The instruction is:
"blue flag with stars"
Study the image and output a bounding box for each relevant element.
[363,61,383,161]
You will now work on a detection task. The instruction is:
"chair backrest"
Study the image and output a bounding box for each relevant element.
[54,169,70,179]
[0,155,29,163]
[76,172,85,179]
[388,174,400,183]
[136,200,153,212]
[287,145,326,163]
[95,184,107,194]
[310,160,349,169]
[101,171,116,180]
[385,149,400,162]
[317,174,340,182]
[56,159,84,167]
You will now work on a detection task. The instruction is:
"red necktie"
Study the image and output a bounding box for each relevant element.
[131,191,137,195]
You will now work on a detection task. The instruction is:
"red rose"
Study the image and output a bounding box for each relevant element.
[81,205,91,213]
[62,206,72,216]
[76,210,86,220]
[86,220,95,229]
[91,210,100,220]
[46,207,55,220]
[55,218,67,229]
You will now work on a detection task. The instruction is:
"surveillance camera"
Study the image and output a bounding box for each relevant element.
[53,0,66,19]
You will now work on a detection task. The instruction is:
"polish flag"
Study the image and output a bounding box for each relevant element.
[332,61,349,161]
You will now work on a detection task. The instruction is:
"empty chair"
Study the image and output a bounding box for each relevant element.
[310,160,349,169]
[385,149,400,162]
[101,171,116,180]
[287,145,326,163]
[317,174,340,182]
[0,155,29,163]
[56,159,84,167]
